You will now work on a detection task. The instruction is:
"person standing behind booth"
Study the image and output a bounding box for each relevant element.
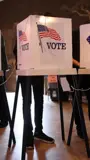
[67,29,90,139]
[13,19,55,149]
[0,34,9,128]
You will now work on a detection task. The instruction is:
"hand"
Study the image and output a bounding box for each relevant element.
[73,58,80,67]
[8,58,16,69]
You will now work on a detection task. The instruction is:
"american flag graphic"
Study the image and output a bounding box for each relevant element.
[37,24,61,41]
[19,30,27,41]
[87,36,90,44]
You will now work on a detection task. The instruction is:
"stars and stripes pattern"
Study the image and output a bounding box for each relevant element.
[87,36,90,44]
[37,24,61,41]
[19,30,27,41]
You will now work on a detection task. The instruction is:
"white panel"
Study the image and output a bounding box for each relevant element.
[80,24,90,69]
[0,31,1,71]
[17,15,72,74]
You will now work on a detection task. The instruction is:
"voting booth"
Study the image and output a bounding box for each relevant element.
[80,24,90,69]
[17,15,72,74]
[9,15,90,160]
[8,17,90,160]
[0,30,1,71]
[9,15,79,160]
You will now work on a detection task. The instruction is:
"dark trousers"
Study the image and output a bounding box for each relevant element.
[0,76,8,123]
[19,76,44,135]
[67,75,90,128]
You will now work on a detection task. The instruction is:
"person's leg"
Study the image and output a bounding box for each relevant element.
[32,76,44,133]
[19,76,33,148]
[0,76,8,128]
[32,76,54,143]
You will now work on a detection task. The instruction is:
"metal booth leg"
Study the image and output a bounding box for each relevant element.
[67,75,90,158]
[8,77,20,148]
[0,75,16,146]
[57,75,65,141]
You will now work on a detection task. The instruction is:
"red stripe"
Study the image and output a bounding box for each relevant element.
[19,34,27,41]
[39,31,61,41]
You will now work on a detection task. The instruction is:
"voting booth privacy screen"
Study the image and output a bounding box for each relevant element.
[17,15,72,71]
[0,31,1,71]
[80,24,90,69]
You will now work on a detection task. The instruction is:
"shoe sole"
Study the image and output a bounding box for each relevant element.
[34,137,55,144]
[26,146,34,150]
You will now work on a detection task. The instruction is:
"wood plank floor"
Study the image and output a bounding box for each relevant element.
[0,90,90,160]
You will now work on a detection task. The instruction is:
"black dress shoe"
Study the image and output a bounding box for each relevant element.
[26,136,34,150]
[34,131,55,144]
[0,121,8,128]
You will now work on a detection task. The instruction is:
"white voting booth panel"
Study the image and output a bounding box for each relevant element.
[17,15,73,75]
[0,31,1,71]
[80,24,90,69]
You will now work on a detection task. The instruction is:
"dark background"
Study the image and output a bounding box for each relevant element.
[0,0,89,29]
[0,0,89,92]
